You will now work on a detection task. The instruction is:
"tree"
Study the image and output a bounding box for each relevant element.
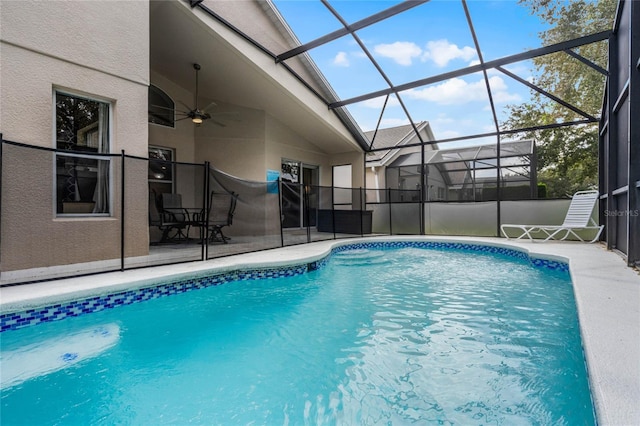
[503,0,617,198]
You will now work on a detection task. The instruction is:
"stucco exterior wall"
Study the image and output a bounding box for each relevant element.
[266,115,331,185]
[195,105,267,181]
[0,0,148,87]
[0,1,149,272]
[195,107,362,186]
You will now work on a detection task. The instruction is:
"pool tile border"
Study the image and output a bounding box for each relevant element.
[0,241,568,333]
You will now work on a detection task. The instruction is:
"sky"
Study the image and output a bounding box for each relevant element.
[271,0,554,148]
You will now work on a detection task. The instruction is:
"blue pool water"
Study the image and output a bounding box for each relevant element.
[0,245,595,425]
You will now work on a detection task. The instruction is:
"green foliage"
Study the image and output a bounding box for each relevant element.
[537,182,547,198]
[503,0,616,198]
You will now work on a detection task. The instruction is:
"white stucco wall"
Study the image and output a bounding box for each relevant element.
[195,105,267,181]
[0,0,150,271]
[0,0,148,88]
[266,115,331,185]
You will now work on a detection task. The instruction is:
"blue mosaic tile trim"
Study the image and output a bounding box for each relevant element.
[332,241,566,272]
[307,255,331,271]
[530,257,570,272]
[1,241,568,333]
[0,264,307,333]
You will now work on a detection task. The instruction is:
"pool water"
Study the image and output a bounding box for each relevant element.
[0,246,595,425]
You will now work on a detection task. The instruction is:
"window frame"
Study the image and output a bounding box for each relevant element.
[148,84,175,128]
[148,145,176,195]
[53,89,113,218]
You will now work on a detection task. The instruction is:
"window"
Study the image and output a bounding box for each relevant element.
[55,91,111,215]
[332,164,351,188]
[148,146,174,195]
[281,159,299,183]
[333,164,352,208]
[148,84,175,128]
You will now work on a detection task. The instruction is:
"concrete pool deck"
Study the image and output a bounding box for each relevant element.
[1,236,638,425]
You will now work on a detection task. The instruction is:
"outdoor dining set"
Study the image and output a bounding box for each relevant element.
[149,191,238,244]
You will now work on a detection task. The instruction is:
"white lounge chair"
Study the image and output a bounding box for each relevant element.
[501,190,604,243]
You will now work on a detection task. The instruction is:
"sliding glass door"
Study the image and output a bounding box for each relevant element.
[281,159,318,229]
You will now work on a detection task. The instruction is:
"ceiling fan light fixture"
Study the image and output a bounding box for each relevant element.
[192,117,203,124]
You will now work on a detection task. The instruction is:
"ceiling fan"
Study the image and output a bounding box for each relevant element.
[175,63,218,125]
[149,63,231,127]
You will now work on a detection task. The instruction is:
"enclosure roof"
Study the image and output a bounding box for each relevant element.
[187,0,611,152]
[388,139,534,167]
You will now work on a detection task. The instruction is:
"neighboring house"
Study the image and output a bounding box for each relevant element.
[364,121,437,202]
[0,0,366,273]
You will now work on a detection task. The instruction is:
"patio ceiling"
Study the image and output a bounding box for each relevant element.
[156,0,612,153]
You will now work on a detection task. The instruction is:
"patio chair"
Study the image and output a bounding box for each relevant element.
[148,191,190,243]
[161,193,192,241]
[501,189,604,243]
[193,191,238,244]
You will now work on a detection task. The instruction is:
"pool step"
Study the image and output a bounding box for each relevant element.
[334,249,388,266]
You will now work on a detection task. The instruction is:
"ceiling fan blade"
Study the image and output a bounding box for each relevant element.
[210,111,241,121]
[201,101,218,113]
[210,111,238,116]
[210,119,227,127]
[174,116,193,122]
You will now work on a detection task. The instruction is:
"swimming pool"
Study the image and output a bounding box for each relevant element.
[0,241,594,424]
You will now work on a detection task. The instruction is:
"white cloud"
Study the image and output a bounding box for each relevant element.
[333,51,350,67]
[487,76,521,103]
[374,41,422,66]
[405,78,483,104]
[404,76,520,105]
[372,39,477,68]
[422,39,477,67]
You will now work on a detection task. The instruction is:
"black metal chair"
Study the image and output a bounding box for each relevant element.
[193,191,238,244]
[148,191,190,243]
